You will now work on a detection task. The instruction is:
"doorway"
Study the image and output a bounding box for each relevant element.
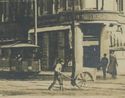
[83,45,100,68]
[37,30,70,71]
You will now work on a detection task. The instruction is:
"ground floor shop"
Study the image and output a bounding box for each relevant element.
[15,21,125,72]
[28,26,72,71]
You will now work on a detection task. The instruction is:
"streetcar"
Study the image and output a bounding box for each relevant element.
[0,43,41,73]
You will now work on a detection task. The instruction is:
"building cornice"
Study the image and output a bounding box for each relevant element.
[37,10,125,26]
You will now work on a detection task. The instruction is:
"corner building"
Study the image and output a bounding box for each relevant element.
[29,0,125,71]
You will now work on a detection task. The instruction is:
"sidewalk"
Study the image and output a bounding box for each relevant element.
[38,69,122,81]
[0,69,121,80]
[38,69,104,81]
[0,70,124,97]
[1,95,120,98]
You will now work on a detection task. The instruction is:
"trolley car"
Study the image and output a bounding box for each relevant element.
[0,43,41,72]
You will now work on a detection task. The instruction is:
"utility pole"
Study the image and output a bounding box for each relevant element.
[71,0,76,85]
[34,0,38,45]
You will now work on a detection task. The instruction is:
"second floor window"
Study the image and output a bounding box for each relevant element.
[117,0,123,12]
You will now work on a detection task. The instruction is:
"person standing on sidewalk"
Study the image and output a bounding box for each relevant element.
[48,58,64,91]
[100,53,108,79]
[107,51,118,79]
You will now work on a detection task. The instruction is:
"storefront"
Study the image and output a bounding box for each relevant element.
[80,23,103,68]
[28,25,84,73]
[28,26,72,71]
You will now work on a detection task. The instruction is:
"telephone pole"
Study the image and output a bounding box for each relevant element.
[71,0,76,85]
[34,0,38,45]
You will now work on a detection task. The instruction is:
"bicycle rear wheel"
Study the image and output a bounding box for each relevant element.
[75,72,94,88]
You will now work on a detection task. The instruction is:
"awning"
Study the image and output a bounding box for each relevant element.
[28,25,71,34]
[1,43,39,49]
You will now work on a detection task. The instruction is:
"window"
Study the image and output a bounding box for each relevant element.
[37,0,53,15]
[0,0,9,22]
[103,0,115,11]
[84,0,96,10]
[119,0,123,12]
[58,0,66,12]
[117,0,123,12]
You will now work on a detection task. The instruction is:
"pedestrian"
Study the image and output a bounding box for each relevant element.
[16,53,23,71]
[48,58,64,91]
[107,51,118,79]
[100,53,108,79]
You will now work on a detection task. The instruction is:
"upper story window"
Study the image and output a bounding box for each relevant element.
[116,0,123,12]
[83,0,118,11]
[104,0,115,11]
[84,0,97,10]
[55,0,67,13]
[79,0,103,10]
[0,0,34,23]
[38,0,53,15]
[0,0,9,22]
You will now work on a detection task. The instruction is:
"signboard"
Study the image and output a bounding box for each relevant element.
[83,41,99,46]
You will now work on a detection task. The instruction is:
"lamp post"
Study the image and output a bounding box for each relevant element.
[34,0,38,45]
[71,0,76,85]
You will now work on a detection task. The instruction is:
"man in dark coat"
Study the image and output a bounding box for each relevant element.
[100,53,108,79]
[107,51,118,79]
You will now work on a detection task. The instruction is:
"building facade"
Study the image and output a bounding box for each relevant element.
[0,0,125,72]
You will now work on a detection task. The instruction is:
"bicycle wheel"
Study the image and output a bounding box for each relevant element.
[75,72,94,88]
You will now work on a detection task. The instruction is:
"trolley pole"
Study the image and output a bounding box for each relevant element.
[71,0,76,85]
[34,0,38,45]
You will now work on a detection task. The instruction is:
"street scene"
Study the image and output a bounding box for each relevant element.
[0,0,125,98]
[0,72,125,98]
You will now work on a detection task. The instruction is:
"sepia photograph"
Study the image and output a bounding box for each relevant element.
[0,0,125,98]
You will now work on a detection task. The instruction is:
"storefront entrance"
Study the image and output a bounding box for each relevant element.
[37,30,70,71]
[83,45,100,68]
[80,23,102,68]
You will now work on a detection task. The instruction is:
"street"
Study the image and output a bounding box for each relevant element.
[0,72,125,98]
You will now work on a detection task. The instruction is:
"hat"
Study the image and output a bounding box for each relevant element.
[58,58,64,63]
